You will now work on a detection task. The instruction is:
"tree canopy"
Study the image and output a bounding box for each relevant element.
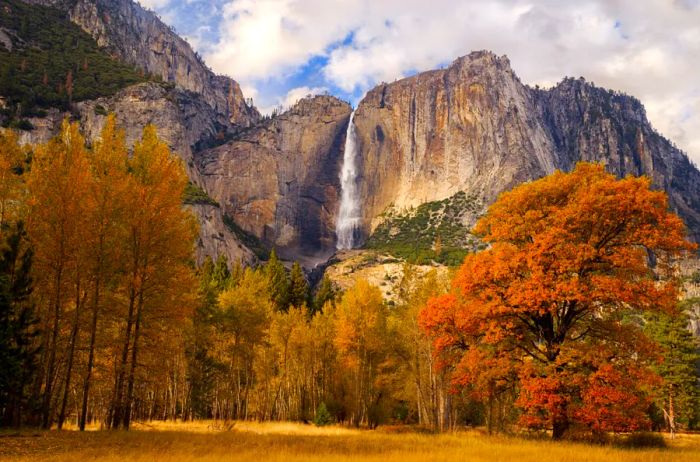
[420,163,695,439]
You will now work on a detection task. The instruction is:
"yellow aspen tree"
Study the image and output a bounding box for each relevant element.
[109,125,197,429]
[79,115,131,430]
[334,279,389,427]
[26,120,91,429]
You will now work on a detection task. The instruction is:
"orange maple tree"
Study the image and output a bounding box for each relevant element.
[419,163,694,438]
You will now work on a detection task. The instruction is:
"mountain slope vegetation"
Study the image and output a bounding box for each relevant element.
[0,0,148,123]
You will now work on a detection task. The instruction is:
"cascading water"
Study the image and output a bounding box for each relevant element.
[336,110,362,250]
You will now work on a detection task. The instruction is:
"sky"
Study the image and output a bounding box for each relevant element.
[138,0,700,162]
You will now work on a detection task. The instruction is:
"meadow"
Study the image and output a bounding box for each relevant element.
[1,421,699,462]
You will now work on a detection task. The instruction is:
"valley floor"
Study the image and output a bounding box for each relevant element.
[1,421,699,462]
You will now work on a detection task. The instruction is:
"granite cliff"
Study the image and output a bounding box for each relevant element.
[352,51,700,242]
[23,0,259,127]
[196,96,352,265]
[5,0,700,267]
[5,0,260,266]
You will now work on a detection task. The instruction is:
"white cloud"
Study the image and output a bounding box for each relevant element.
[138,0,171,10]
[280,86,328,108]
[255,86,329,115]
[203,0,700,161]
[206,0,362,81]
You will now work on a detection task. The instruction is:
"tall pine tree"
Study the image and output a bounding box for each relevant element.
[288,262,309,310]
[264,249,289,312]
[644,306,700,432]
[313,274,336,314]
[0,222,38,427]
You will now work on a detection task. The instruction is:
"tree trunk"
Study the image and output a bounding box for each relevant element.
[80,275,100,431]
[669,386,675,439]
[109,282,137,429]
[57,284,83,429]
[123,287,145,430]
[552,407,569,440]
[42,259,64,429]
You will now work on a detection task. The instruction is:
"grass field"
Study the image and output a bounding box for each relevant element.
[1,421,699,462]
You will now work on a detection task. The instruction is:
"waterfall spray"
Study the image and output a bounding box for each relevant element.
[336,111,361,250]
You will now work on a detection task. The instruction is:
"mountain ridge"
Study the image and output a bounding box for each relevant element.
[351,50,700,243]
[4,0,700,266]
[22,0,260,128]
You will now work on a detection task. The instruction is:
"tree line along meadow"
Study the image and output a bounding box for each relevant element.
[0,117,698,442]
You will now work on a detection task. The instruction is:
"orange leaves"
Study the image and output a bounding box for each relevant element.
[573,364,657,433]
[516,373,570,430]
[420,162,694,436]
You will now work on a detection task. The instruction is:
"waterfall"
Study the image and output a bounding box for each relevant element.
[336,111,361,250]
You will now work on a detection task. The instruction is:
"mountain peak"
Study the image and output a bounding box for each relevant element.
[452,50,512,69]
[23,0,259,127]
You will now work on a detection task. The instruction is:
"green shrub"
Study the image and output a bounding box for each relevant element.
[182,182,219,206]
[313,402,332,427]
[6,118,34,131]
[364,191,482,266]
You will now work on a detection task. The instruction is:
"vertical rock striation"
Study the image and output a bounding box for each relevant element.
[196,96,353,264]
[353,51,700,239]
[354,51,557,230]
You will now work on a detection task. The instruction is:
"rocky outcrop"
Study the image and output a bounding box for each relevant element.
[354,52,557,234]
[195,96,352,264]
[16,82,256,267]
[18,82,223,179]
[76,82,229,181]
[354,51,700,240]
[24,0,259,128]
[188,204,257,267]
[325,250,448,303]
[534,78,700,235]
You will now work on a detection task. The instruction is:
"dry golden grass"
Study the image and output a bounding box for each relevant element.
[1,421,699,462]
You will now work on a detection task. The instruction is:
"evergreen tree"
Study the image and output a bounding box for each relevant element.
[313,275,336,314]
[644,306,700,432]
[264,249,289,311]
[0,222,38,427]
[212,255,230,290]
[186,258,219,420]
[288,262,309,310]
[313,402,332,426]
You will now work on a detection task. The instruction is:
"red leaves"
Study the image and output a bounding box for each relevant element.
[419,162,693,436]
[573,364,655,433]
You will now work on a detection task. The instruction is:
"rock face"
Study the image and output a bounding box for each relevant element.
[24,0,259,128]
[188,204,256,267]
[76,82,228,181]
[15,82,257,267]
[353,51,700,240]
[533,78,700,234]
[78,83,258,266]
[196,96,352,264]
[10,0,700,265]
[325,250,448,303]
[20,81,223,184]
[14,0,262,267]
